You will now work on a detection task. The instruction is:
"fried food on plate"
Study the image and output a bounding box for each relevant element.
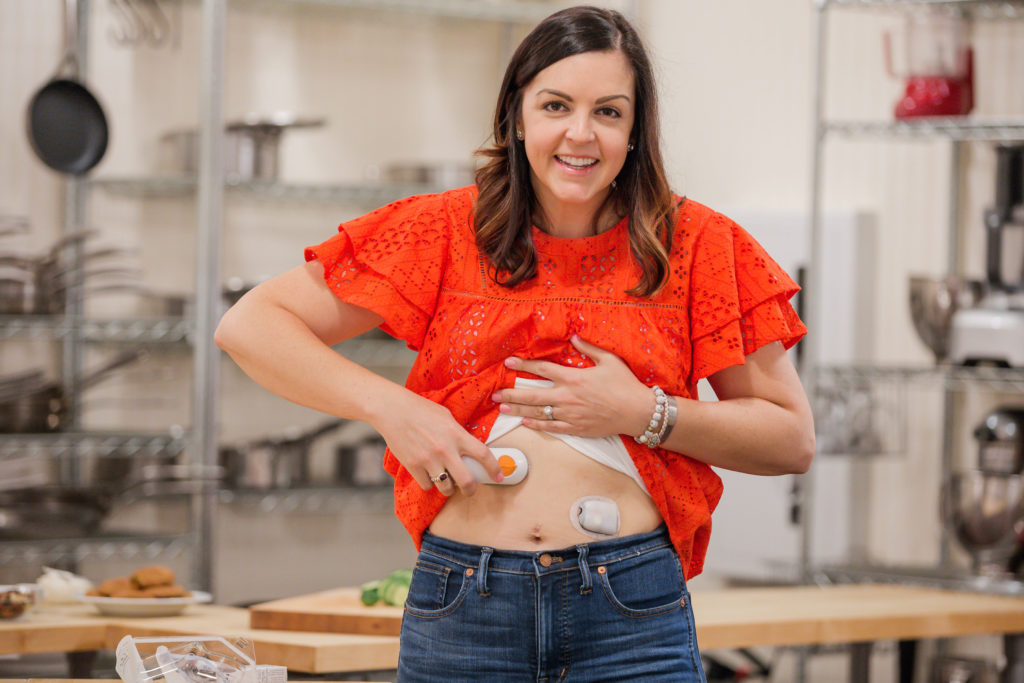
[88,565,192,599]
[131,565,177,589]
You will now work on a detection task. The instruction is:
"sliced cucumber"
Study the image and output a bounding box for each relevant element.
[359,579,382,606]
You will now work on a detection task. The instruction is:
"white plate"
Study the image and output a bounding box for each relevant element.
[77,590,212,617]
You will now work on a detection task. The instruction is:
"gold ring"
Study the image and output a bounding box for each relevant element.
[430,471,450,484]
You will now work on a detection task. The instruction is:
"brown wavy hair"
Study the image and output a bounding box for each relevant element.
[473,6,676,297]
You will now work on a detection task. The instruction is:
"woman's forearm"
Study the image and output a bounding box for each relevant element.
[214,291,405,427]
[659,394,815,476]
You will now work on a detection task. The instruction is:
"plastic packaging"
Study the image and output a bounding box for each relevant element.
[116,635,287,683]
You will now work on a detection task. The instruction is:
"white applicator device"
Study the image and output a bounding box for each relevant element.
[461,447,529,485]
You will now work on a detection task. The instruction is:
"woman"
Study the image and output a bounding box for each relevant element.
[216,6,814,681]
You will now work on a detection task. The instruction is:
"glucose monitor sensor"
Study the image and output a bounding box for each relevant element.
[570,496,621,539]
[461,447,529,485]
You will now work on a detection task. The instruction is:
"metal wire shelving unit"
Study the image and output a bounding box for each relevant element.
[804,0,1024,582]
[2,0,572,577]
[802,2,1024,678]
[825,118,1024,140]
[820,0,1024,18]
[0,316,193,343]
[240,0,570,22]
[88,176,451,205]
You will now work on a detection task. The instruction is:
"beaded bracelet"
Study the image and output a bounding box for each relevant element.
[634,385,667,447]
[655,396,677,445]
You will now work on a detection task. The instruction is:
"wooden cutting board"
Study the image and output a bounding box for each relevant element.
[247,583,1024,644]
[248,587,404,636]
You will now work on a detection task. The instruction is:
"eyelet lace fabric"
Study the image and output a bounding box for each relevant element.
[305,186,805,579]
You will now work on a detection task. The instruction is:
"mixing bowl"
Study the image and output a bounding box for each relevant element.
[941,469,1024,568]
[908,275,984,361]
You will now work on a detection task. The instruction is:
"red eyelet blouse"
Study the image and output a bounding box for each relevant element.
[305,185,805,579]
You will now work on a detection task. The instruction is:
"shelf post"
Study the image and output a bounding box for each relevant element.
[190,0,226,594]
[800,0,832,588]
[60,0,92,489]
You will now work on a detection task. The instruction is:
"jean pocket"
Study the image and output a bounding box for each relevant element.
[597,546,685,618]
[403,556,471,618]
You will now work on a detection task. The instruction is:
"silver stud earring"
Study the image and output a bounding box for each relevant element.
[516,129,524,141]
[627,142,635,152]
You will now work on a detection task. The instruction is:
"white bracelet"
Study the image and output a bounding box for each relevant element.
[634,386,667,447]
[656,396,677,445]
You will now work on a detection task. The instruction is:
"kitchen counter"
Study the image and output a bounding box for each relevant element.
[2,585,1024,677]
[0,604,396,674]
[0,680,390,683]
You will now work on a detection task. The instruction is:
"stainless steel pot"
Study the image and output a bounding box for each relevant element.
[0,267,38,314]
[0,488,110,539]
[930,655,998,683]
[0,348,144,433]
[219,418,346,489]
[133,290,194,318]
[161,114,325,182]
[376,161,475,188]
[0,464,223,539]
[334,434,390,487]
[38,270,143,315]
[0,215,29,238]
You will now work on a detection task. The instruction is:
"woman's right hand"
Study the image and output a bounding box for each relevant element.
[372,392,504,497]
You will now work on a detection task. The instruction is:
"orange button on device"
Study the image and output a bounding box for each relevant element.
[498,455,517,476]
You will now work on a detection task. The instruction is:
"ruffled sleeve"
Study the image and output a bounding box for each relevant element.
[688,211,806,382]
[304,193,452,349]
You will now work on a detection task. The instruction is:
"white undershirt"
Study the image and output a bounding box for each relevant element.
[486,377,650,496]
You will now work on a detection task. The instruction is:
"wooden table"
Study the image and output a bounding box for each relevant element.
[2,585,1024,679]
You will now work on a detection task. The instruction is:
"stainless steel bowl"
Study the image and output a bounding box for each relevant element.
[908,275,984,361]
[941,469,1024,565]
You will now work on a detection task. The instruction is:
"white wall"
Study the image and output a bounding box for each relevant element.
[2,0,1024,598]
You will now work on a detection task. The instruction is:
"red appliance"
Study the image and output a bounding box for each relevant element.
[885,8,974,119]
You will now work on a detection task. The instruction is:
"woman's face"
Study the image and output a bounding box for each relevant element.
[519,49,635,225]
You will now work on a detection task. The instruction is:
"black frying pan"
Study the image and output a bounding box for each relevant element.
[26,0,109,175]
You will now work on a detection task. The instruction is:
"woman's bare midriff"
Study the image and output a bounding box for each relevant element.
[428,426,663,550]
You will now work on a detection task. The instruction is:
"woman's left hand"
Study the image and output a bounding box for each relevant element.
[492,335,652,438]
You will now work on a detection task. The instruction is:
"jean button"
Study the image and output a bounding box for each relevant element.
[538,553,553,567]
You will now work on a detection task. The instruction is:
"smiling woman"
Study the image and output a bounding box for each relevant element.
[215,5,813,682]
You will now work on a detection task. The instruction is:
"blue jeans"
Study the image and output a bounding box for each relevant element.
[397,526,707,682]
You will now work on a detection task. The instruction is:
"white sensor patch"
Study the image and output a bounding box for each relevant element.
[570,496,621,539]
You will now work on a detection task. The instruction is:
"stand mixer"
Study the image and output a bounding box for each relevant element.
[943,407,1024,577]
[950,144,1024,367]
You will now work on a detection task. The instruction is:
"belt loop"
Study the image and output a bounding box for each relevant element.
[576,544,592,595]
[477,547,493,597]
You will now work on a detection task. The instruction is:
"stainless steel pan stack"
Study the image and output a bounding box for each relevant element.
[0,230,141,315]
[0,348,144,433]
[0,462,224,539]
[219,418,347,489]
